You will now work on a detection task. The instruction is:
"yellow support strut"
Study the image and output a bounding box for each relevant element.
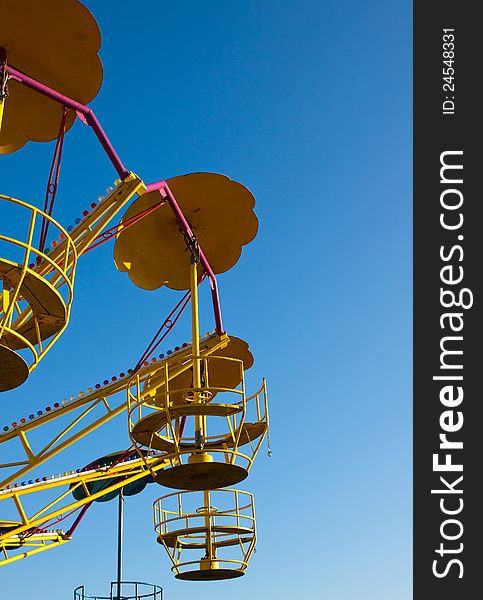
[0,100,4,135]
[190,257,204,449]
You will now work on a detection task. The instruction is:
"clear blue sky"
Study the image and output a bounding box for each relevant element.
[1,1,411,598]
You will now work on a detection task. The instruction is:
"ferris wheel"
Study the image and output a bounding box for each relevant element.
[0,0,270,588]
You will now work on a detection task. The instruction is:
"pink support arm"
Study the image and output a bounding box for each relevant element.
[4,64,224,335]
[5,64,130,179]
[147,180,224,335]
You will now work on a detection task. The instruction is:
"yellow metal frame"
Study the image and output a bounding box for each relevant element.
[0,336,229,569]
[128,357,269,477]
[0,194,77,375]
[0,454,167,566]
[0,185,268,575]
[58,172,146,259]
[153,488,257,579]
[0,172,146,379]
[0,529,70,567]
[0,333,229,490]
[127,258,269,486]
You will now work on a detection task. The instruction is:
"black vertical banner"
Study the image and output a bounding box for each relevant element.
[414,3,482,598]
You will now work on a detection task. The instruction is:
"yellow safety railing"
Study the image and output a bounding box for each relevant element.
[0,194,77,377]
[127,354,269,488]
[153,488,257,580]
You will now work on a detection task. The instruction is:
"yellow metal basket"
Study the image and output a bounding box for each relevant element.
[154,488,257,580]
[128,354,269,490]
[0,194,77,391]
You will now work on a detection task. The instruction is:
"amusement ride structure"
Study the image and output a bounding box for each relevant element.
[0,1,270,595]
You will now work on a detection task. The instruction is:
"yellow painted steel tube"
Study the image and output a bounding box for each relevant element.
[204,489,214,560]
[190,258,203,447]
[0,536,69,567]
[0,458,169,543]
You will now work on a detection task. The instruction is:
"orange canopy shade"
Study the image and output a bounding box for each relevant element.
[0,0,103,153]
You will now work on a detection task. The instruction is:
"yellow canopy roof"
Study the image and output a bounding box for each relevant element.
[143,336,254,406]
[114,173,258,290]
[0,0,103,153]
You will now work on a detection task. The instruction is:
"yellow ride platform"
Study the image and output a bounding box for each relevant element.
[0,344,28,391]
[132,405,265,453]
[114,173,258,290]
[132,403,243,450]
[0,0,102,153]
[0,258,67,349]
[155,461,249,492]
[160,525,253,550]
[175,567,244,581]
[131,398,254,490]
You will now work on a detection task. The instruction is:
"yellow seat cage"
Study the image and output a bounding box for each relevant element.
[0,194,77,391]
[128,354,269,490]
[153,488,257,580]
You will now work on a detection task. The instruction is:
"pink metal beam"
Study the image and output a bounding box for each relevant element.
[146,180,224,335]
[5,64,130,179]
[4,63,224,335]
